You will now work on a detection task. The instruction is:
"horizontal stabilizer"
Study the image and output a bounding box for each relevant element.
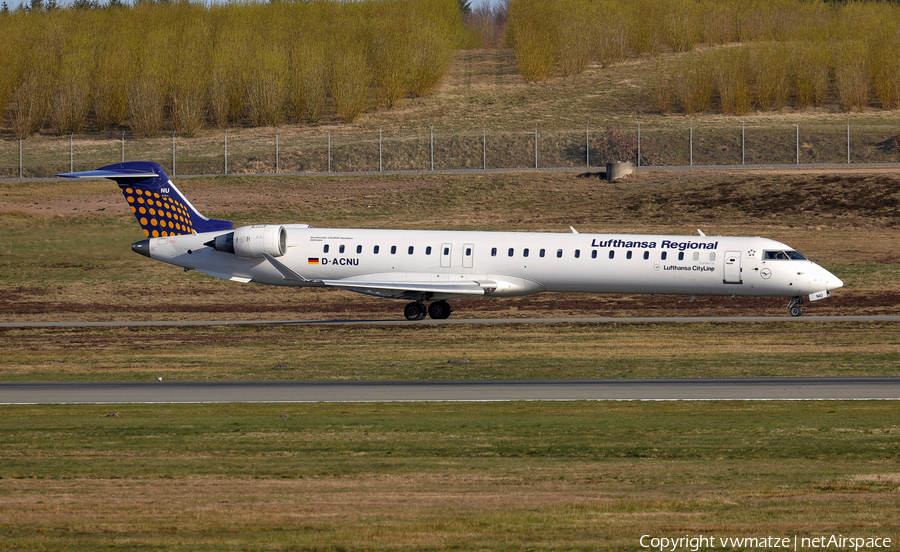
[56,169,159,180]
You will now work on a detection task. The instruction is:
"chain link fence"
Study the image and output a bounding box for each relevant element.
[3,121,898,178]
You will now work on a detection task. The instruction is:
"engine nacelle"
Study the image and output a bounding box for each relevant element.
[207,225,287,258]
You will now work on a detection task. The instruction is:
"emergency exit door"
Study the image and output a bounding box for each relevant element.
[440,243,452,268]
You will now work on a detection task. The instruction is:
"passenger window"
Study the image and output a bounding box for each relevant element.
[426,246,432,255]
[556,249,563,258]
[508,248,514,257]
[339,245,345,254]
[661,251,667,260]
[609,250,615,259]
[523,248,529,257]
[408,246,414,255]
[356,245,362,254]
[678,252,684,261]
[374,245,380,254]
[323,244,329,253]
[443,247,450,255]
[574,249,581,258]
[491,247,497,257]
[693,252,699,261]
[466,247,472,256]
[710,252,716,261]
[591,250,597,259]
[626,251,632,260]
[643,251,649,260]
[540,249,546,258]
[391,246,397,254]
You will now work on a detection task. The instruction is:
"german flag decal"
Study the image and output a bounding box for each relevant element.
[308,258,319,265]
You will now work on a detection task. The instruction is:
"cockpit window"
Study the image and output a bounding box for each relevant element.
[763,250,807,260]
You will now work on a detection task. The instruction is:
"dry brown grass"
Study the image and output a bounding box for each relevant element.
[1,402,898,550]
[2,320,898,382]
[3,467,893,550]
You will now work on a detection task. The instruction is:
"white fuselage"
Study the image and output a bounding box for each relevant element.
[143,226,843,301]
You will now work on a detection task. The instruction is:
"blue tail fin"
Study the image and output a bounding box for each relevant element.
[57,161,233,237]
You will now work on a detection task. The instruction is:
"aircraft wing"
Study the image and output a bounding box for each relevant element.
[261,253,491,299]
[321,279,488,299]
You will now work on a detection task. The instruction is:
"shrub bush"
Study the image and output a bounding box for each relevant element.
[0,0,465,136]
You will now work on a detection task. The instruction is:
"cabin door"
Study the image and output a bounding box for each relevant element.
[723,251,742,284]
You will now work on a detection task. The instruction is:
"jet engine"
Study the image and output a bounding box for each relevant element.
[205,225,287,258]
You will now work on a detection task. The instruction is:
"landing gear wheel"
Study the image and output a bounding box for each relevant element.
[428,300,452,320]
[787,296,804,317]
[404,302,426,321]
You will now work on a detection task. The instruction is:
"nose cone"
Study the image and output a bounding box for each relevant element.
[131,239,151,258]
[815,264,843,292]
[826,274,844,292]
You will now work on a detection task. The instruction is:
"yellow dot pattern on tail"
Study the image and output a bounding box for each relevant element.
[123,186,196,238]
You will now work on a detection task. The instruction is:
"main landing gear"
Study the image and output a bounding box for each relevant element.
[404,300,452,321]
[787,296,804,317]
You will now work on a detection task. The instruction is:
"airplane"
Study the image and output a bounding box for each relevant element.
[57,161,843,320]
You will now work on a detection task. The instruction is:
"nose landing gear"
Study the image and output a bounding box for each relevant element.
[787,296,804,317]
[403,300,452,321]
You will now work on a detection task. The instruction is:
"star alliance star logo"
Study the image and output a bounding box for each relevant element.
[747,249,756,257]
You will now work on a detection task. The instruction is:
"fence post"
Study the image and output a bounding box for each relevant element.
[379,128,383,172]
[586,124,589,168]
[70,134,74,173]
[172,131,176,177]
[796,124,799,165]
[690,124,693,166]
[534,125,538,169]
[637,123,641,167]
[121,132,125,163]
[847,121,850,164]
[224,130,228,175]
[328,131,331,173]
[18,139,22,179]
[483,127,486,170]
[276,131,279,174]
[430,126,434,171]
[742,120,745,166]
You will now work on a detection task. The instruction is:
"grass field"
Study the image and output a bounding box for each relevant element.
[1,402,898,551]
[2,125,900,547]
[2,321,900,383]
[0,171,898,547]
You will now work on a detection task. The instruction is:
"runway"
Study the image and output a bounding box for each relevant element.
[2,377,899,404]
[2,315,900,328]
